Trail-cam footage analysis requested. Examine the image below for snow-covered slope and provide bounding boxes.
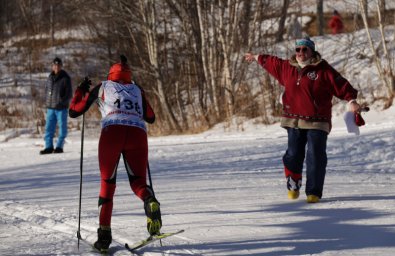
[1,105,394,255]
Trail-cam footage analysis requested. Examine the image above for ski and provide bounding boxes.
[91,244,109,255]
[78,234,129,255]
[125,229,185,252]
[76,237,109,255]
[78,237,113,255]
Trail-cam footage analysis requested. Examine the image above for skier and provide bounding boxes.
[245,36,361,203]
[69,55,161,252]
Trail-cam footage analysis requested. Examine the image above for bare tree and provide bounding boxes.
[1,0,296,133]
[358,0,394,106]
[49,3,54,46]
[195,0,217,121]
[138,0,182,132]
[362,0,368,21]
[316,0,324,35]
[276,0,290,42]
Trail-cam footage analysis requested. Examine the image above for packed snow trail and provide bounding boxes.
[0,119,394,255]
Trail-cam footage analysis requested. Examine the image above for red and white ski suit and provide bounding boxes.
[69,80,155,227]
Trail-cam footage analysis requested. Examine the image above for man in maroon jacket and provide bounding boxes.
[245,36,361,203]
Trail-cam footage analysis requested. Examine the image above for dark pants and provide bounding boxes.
[283,128,328,198]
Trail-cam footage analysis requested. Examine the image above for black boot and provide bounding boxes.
[39,147,53,155]
[144,197,162,235]
[53,147,63,153]
[93,228,112,253]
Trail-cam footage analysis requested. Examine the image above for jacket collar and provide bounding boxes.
[289,52,322,68]
[51,69,66,80]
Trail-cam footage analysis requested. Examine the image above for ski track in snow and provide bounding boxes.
[0,120,395,255]
[0,199,197,256]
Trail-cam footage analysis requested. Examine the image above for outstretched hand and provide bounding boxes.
[245,53,257,63]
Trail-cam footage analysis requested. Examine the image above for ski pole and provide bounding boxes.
[147,161,162,244]
[147,161,155,198]
[77,113,85,250]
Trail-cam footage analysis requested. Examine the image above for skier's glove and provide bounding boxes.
[78,77,92,93]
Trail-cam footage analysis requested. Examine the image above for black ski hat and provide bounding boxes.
[53,57,62,65]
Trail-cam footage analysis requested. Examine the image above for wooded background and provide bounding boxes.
[0,0,393,135]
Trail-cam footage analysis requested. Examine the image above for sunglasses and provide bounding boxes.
[295,47,309,53]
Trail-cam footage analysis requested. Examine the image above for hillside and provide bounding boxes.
[1,1,394,136]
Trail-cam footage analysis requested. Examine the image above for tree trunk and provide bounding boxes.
[50,3,54,47]
[218,0,239,117]
[362,0,368,22]
[140,0,181,132]
[196,0,217,120]
[175,81,188,130]
[165,0,212,125]
[376,0,394,102]
[358,0,393,104]
[276,0,290,42]
[316,0,324,36]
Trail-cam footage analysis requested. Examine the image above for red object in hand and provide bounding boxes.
[355,113,365,126]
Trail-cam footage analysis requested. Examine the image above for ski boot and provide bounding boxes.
[93,227,112,253]
[288,190,300,199]
[144,197,162,236]
[306,195,320,203]
[286,176,301,200]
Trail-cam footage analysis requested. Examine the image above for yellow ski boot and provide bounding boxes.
[306,195,320,203]
[144,197,162,235]
[288,190,300,200]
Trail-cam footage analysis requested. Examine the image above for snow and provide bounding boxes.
[290,0,395,13]
[1,26,94,49]
[1,104,395,255]
[1,2,395,254]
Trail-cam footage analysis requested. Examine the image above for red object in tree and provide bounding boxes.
[328,12,344,34]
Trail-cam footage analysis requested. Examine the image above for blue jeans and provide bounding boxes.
[283,128,328,198]
[44,108,68,149]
